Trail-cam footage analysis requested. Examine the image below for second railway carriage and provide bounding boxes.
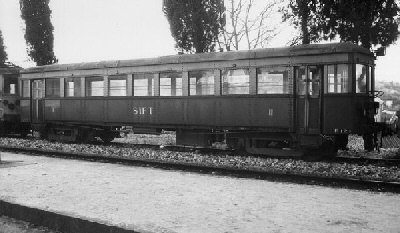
[0,63,30,136]
[19,43,378,155]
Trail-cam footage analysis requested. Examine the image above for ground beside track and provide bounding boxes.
[0,216,59,233]
[1,152,400,233]
[1,136,400,184]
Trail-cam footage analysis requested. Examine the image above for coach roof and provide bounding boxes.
[21,43,372,74]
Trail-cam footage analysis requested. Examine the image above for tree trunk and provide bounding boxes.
[299,0,310,44]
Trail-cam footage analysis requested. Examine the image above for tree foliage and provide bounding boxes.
[0,30,8,64]
[222,0,284,51]
[283,0,400,49]
[163,0,225,53]
[20,0,57,65]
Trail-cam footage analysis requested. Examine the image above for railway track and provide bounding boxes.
[107,136,400,165]
[324,155,400,167]
[1,141,399,193]
[114,140,400,168]
[3,135,400,164]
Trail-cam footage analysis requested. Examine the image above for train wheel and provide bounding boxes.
[39,127,49,140]
[304,139,338,159]
[76,129,93,143]
[335,135,349,151]
[0,121,5,137]
[100,131,115,143]
[321,140,338,156]
[363,133,374,151]
[19,124,30,138]
[100,135,114,143]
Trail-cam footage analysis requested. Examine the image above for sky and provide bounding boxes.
[0,0,399,82]
[0,0,176,65]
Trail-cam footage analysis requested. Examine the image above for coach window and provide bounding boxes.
[45,78,60,97]
[222,69,250,95]
[85,76,104,96]
[326,64,349,93]
[133,73,154,96]
[160,72,183,96]
[257,68,289,94]
[109,75,127,96]
[189,70,214,95]
[22,80,30,97]
[356,64,367,93]
[64,78,81,97]
[296,67,307,95]
[4,75,18,95]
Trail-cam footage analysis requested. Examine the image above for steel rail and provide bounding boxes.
[1,145,399,193]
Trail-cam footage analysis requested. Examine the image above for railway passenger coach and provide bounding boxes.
[0,63,30,136]
[19,43,379,156]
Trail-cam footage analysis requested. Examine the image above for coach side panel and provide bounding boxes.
[53,96,292,132]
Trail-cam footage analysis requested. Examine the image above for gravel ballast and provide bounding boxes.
[0,136,399,183]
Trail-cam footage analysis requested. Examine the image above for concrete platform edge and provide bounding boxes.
[0,199,139,233]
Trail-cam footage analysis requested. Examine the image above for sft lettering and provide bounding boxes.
[133,107,153,115]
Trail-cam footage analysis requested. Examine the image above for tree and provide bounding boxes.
[281,0,328,45]
[163,0,225,53]
[283,0,400,49]
[222,0,284,51]
[0,30,7,65]
[20,0,57,65]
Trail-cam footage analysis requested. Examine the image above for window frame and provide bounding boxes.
[133,73,155,97]
[108,75,127,97]
[189,69,215,96]
[3,75,19,95]
[325,63,351,94]
[45,78,60,97]
[22,80,30,97]
[221,68,250,95]
[159,72,183,97]
[85,76,104,97]
[64,77,82,97]
[355,64,368,94]
[256,66,291,95]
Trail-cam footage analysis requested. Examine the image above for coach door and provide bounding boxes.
[32,80,44,123]
[296,66,322,134]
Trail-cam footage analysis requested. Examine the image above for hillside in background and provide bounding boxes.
[375,81,400,110]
